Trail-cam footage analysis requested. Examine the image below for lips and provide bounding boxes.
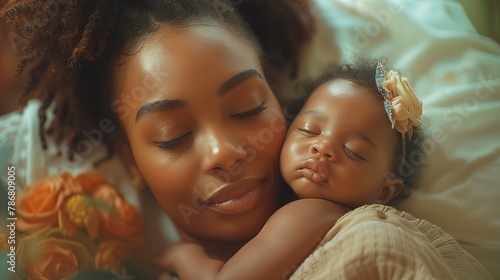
[202,177,266,215]
[299,159,329,184]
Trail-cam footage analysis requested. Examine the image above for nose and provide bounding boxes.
[309,139,335,160]
[202,128,247,176]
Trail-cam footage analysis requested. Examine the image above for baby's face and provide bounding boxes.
[280,79,400,207]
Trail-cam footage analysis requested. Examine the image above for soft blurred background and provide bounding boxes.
[460,0,500,43]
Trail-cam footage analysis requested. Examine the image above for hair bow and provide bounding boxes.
[375,62,423,158]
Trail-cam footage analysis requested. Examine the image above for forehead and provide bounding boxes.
[300,78,398,151]
[301,79,392,129]
[140,23,257,70]
[305,79,380,109]
[113,23,262,98]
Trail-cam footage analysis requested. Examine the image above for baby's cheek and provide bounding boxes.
[279,145,297,182]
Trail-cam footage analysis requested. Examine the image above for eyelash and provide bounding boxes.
[298,128,320,136]
[299,125,367,161]
[344,145,365,161]
[231,102,268,119]
[153,103,268,149]
[154,132,192,150]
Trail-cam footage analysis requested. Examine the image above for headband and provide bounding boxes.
[375,62,423,160]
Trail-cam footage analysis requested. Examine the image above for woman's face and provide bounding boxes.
[280,79,400,208]
[114,24,286,243]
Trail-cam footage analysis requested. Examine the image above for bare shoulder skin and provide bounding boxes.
[158,198,350,280]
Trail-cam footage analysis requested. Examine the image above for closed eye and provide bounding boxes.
[154,132,192,149]
[344,145,366,161]
[298,128,320,136]
[231,102,268,119]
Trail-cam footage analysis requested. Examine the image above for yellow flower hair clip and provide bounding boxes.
[376,62,423,159]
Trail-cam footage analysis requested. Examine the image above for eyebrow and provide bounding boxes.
[218,69,263,96]
[135,99,185,123]
[135,69,263,123]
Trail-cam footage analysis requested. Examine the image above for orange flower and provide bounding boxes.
[17,173,100,237]
[17,227,95,280]
[75,173,113,194]
[16,172,146,278]
[89,185,145,249]
[59,193,99,238]
[17,174,76,233]
[95,240,133,271]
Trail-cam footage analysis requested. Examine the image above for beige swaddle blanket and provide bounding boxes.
[290,204,492,280]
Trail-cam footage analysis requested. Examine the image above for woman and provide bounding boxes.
[0,0,312,277]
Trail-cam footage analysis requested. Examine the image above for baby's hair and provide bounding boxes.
[288,57,425,197]
[0,0,313,164]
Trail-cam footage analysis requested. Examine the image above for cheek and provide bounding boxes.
[348,166,386,198]
[372,146,397,181]
[280,136,307,175]
[285,136,309,157]
[279,140,294,183]
[129,136,198,212]
[263,128,286,163]
[142,157,201,220]
[254,109,287,163]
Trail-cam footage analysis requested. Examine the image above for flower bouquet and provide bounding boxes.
[1,172,145,280]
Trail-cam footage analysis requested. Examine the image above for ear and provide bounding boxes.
[376,177,404,204]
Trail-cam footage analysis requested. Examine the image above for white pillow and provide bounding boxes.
[296,0,500,277]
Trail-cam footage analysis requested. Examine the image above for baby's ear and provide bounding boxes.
[376,177,404,204]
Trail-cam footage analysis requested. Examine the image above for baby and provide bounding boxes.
[158,59,424,280]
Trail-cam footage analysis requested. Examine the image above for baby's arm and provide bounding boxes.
[157,242,225,279]
[159,198,350,280]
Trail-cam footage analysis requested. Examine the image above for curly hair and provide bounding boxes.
[287,57,426,197]
[238,0,314,75]
[0,0,314,164]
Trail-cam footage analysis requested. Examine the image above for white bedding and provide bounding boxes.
[1,0,499,278]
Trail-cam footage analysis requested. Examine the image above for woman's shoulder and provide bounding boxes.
[0,99,128,191]
[0,100,42,187]
[0,104,26,145]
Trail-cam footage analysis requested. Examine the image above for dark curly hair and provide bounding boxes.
[286,57,426,198]
[0,0,314,164]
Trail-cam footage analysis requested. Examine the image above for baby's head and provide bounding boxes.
[280,59,424,208]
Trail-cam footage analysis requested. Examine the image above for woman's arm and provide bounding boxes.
[158,198,350,280]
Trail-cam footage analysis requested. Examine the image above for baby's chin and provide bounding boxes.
[287,177,327,200]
